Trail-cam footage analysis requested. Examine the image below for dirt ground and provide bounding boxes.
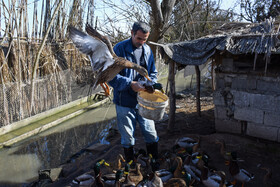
[49,89,280,187]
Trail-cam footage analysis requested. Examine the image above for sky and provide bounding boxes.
[220,0,240,14]
[93,0,241,34]
[220,0,237,9]
[0,0,241,37]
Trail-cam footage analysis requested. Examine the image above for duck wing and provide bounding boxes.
[184,165,201,182]
[85,23,115,56]
[175,137,197,148]
[69,26,114,73]
[240,169,254,180]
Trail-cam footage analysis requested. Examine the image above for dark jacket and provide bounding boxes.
[108,38,157,108]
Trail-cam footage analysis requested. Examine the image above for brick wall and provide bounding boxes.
[213,58,280,142]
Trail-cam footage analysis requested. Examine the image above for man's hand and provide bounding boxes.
[131,81,145,92]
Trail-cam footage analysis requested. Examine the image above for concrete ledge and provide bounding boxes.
[0,95,96,136]
[0,96,110,148]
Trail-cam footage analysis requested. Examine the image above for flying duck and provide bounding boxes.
[69,26,151,96]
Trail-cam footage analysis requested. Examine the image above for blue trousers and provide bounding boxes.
[115,104,159,148]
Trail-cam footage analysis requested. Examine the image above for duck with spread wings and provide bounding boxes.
[68,26,152,96]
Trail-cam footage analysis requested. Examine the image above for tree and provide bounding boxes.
[240,0,280,22]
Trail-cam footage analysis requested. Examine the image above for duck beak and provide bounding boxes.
[145,75,152,81]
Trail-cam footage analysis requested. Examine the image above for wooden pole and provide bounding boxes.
[32,0,38,39]
[167,59,176,132]
[15,3,23,120]
[195,65,201,116]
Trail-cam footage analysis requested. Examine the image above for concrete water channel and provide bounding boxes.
[0,67,209,186]
[0,100,117,185]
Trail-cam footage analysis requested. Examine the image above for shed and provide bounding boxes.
[149,19,280,142]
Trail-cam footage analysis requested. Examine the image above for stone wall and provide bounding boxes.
[213,58,280,142]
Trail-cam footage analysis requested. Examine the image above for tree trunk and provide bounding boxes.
[60,0,67,39]
[32,0,38,39]
[195,65,201,117]
[15,2,24,120]
[0,3,1,37]
[55,2,61,40]
[87,0,95,26]
[39,0,45,38]
[148,0,176,56]
[167,59,176,132]
[43,0,51,40]
[23,0,28,39]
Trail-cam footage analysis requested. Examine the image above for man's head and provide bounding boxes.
[131,22,150,48]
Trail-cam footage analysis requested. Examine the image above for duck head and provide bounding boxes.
[137,66,151,81]
[116,170,124,182]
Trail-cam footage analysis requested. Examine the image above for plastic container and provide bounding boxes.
[137,90,169,120]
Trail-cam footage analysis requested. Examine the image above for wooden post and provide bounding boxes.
[195,65,201,116]
[168,59,176,132]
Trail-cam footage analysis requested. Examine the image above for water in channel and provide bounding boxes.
[0,102,117,186]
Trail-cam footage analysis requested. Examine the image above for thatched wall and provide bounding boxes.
[0,41,92,127]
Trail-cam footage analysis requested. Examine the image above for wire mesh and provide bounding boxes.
[0,68,97,127]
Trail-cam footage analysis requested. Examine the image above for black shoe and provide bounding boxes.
[147,142,160,171]
[123,146,135,163]
[146,142,158,159]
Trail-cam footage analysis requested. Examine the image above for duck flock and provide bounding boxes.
[65,136,269,187]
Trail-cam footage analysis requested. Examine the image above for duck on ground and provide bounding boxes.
[127,163,143,184]
[107,154,126,173]
[103,170,124,187]
[215,139,232,165]
[183,154,201,183]
[155,169,173,183]
[159,149,179,172]
[226,152,254,187]
[147,172,164,187]
[197,154,232,187]
[214,171,233,187]
[137,154,163,187]
[122,163,136,186]
[261,167,274,187]
[163,177,188,187]
[71,173,95,186]
[173,156,185,179]
[135,150,148,168]
[175,137,199,150]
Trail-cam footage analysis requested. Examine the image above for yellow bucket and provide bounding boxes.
[137,90,169,120]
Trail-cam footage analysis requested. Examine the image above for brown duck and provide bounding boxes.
[173,156,185,179]
[106,154,126,173]
[215,139,232,165]
[261,167,273,187]
[69,26,151,96]
[163,178,188,187]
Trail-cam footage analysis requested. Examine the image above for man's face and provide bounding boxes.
[131,30,149,48]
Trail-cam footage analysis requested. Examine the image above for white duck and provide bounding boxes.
[227,152,254,187]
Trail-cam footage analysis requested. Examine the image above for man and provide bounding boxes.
[109,22,159,163]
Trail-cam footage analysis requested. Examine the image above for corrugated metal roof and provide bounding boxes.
[149,18,280,66]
